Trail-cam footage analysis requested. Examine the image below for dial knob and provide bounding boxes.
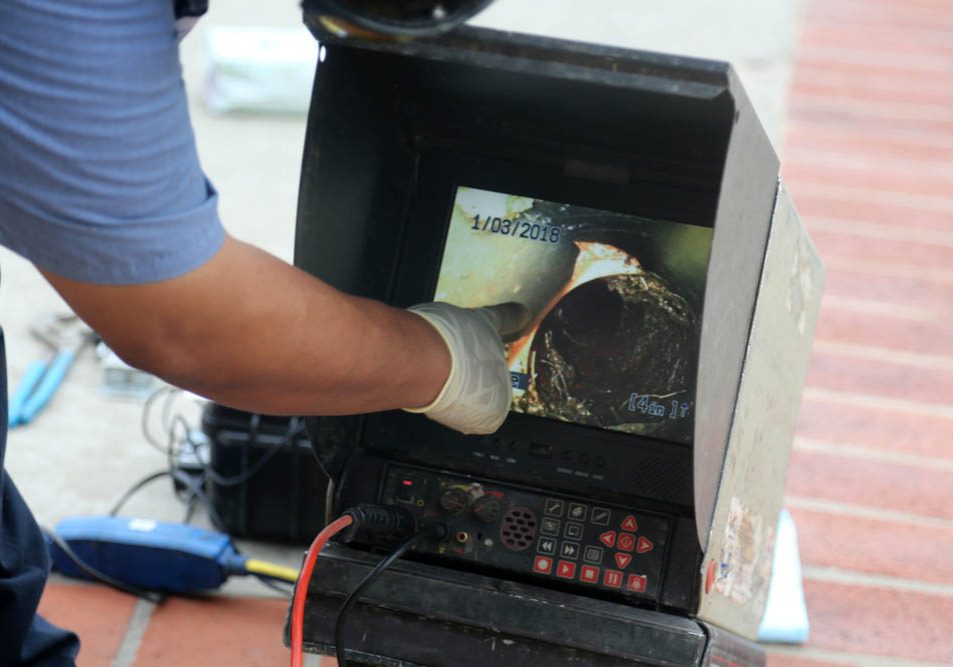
[439,488,469,516]
[472,495,502,523]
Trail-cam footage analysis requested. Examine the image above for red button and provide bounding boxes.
[626,574,648,593]
[614,553,632,569]
[603,569,623,588]
[556,561,577,579]
[533,556,553,575]
[621,515,638,532]
[598,531,617,548]
[618,533,635,552]
[580,565,600,584]
[637,536,654,554]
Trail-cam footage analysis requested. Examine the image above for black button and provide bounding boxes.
[578,453,590,465]
[565,522,584,540]
[560,542,580,560]
[567,503,588,522]
[540,518,561,536]
[591,507,611,526]
[537,538,557,556]
[583,546,603,564]
[544,499,565,517]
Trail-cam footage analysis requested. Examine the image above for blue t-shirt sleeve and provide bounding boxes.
[0,0,225,285]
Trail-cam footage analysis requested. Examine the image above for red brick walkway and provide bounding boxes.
[37,0,953,665]
[39,582,293,666]
[769,0,953,664]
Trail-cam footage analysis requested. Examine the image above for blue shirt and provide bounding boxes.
[0,0,224,285]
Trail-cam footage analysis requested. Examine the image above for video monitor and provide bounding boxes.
[433,186,713,445]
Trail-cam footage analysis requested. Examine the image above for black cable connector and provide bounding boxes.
[337,504,420,544]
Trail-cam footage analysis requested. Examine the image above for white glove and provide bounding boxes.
[405,302,530,435]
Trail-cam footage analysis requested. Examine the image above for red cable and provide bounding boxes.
[291,515,354,667]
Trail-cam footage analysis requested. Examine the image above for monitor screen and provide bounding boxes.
[433,186,712,445]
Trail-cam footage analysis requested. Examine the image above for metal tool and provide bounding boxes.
[7,314,92,428]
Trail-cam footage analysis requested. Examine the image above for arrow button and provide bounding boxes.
[556,561,577,579]
[537,538,556,555]
[598,530,617,549]
[560,542,580,560]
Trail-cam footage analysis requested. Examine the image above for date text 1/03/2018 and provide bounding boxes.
[471,214,561,244]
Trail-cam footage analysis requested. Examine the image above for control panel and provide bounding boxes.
[379,464,672,601]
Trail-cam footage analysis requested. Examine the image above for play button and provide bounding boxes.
[556,561,577,579]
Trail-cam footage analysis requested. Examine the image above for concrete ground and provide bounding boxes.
[7,0,952,665]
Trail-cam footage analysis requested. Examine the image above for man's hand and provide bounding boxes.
[406,302,530,434]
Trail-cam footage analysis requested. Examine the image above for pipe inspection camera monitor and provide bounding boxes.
[290,17,823,667]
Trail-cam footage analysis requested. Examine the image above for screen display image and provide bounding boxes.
[434,187,713,444]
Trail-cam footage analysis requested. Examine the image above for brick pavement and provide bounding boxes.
[36,0,953,665]
[768,0,953,664]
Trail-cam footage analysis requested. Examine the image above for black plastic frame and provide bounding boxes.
[294,33,734,510]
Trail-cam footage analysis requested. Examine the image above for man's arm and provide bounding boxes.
[42,235,451,416]
[2,2,517,434]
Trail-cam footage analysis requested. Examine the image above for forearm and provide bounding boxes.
[41,235,450,415]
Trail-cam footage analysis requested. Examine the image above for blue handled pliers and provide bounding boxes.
[7,315,89,428]
[8,350,78,428]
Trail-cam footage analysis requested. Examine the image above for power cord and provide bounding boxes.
[291,515,355,667]
[288,505,447,667]
[141,386,303,487]
[108,468,228,533]
[122,387,305,529]
[140,385,180,454]
[334,524,444,667]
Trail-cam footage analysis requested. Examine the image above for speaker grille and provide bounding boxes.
[500,506,538,551]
